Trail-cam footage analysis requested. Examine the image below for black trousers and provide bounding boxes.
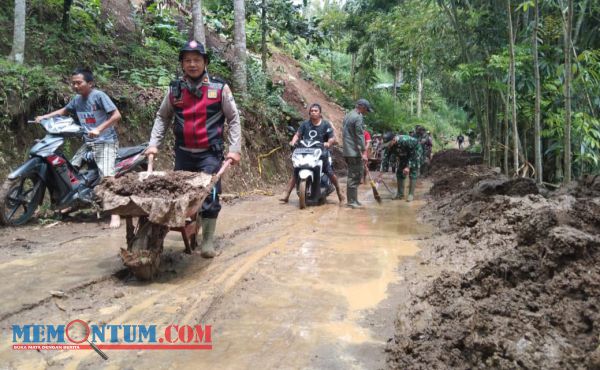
[174,147,223,219]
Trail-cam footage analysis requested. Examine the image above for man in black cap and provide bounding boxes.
[342,99,372,208]
[145,40,242,258]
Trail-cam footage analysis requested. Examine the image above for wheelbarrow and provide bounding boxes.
[95,160,231,280]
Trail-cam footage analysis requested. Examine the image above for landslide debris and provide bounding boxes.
[388,150,600,369]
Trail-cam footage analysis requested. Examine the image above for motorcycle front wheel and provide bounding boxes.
[0,174,45,226]
[298,179,307,209]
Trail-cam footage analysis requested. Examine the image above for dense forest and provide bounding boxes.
[2,0,599,185]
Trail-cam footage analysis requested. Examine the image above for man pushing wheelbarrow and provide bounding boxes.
[145,39,242,259]
[96,40,241,280]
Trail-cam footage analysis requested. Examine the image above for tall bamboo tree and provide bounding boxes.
[9,0,26,64]
[507,0,519,175]
[533,0,542,183]
[192,0,206,45]
[233,0,248,93]
[563,0,573,183]
[261,0,267,72]
[62,0,73,32]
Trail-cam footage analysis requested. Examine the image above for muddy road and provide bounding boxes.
[0,177,431,369]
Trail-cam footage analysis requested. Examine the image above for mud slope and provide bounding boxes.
[388,150,600,369]
[269,53,346,135]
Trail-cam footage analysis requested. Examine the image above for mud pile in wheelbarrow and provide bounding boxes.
[105,171,199,198]
[96,171,214,228]
[96,171,215,280]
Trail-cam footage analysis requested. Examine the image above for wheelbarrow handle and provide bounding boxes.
[147,153,155,173]
[216,158,233,178]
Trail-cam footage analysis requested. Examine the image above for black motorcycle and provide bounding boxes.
[0,116,148,225]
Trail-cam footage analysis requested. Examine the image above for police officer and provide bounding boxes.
[380,134,422,202]
[146,40,242,258]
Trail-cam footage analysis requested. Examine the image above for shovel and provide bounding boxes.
[378,177,395,196]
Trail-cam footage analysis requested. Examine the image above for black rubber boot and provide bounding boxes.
[393,178,405,200]
[407,179,417,202]
[346,188,362,209]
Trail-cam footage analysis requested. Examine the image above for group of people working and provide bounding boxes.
[280,98,433,208]
[34,38,434,261]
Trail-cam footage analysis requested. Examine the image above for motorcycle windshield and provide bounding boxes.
[41,116,82,135]
[293,147,320,155]
[298,139,323,149]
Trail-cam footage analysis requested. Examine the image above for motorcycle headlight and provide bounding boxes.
[293,154,318,167]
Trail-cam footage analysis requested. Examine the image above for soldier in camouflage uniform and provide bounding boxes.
[380,132,397,173]
[380,134,422,202]
[415,126,432,174]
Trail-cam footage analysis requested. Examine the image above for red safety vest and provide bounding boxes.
[169,76,226,150]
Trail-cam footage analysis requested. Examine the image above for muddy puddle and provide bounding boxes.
[0,178,431,369]
[101,184,428,369]
[0,233,124,317]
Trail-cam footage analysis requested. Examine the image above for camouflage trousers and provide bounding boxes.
[397,156,419,180]
[380,150,398,172]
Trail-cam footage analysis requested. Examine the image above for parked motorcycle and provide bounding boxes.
[292,139,335,209]
[0,116,148,226]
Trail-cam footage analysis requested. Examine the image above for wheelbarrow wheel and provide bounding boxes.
[121,218,169,280]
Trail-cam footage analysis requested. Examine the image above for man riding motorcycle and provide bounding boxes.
[280,103,344,204]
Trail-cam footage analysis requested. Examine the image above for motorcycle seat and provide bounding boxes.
[117,143,148,160]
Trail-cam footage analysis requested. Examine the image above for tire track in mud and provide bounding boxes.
[0,201,305,368]
[3,186,418,369]
[0,213,284,325]
[59,213,307,368]
[0,274,120,322]
[61,204,346,369]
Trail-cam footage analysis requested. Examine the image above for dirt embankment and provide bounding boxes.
[268,52,348,173]
[269,53,346,133]
[388,150,600,369]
